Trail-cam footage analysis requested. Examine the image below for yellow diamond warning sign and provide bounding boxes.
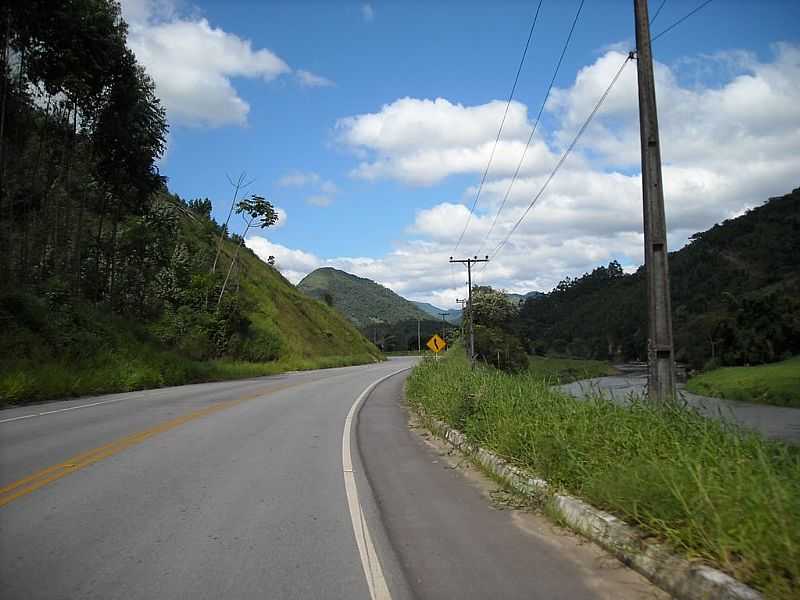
[426,334,447,353]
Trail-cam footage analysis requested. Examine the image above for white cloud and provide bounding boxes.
[121,0,332,127]
[273,207,287,229]
[296,69,334,88]
[306,195,333,208]
[336,97,534,185]
[294,43,800,305]
[361,3,375,22]
[278,170,320,187]
[320,180,338,194]
[278,170,339,207]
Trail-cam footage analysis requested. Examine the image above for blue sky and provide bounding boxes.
[123,0,800,307]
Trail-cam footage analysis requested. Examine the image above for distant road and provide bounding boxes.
[560,368,800,444]
[2,358,661,599]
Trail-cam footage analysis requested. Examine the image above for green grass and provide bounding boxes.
[686,357,800,408]
[527,355,616,383]
[406,350,800,599]
[0,348,377,406]
[0,233,384,406]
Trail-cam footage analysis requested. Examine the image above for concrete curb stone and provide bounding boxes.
[420,411,762,600]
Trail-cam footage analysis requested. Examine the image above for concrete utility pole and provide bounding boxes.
[417,318,421,354]
[450,256,489,366]
[634,0,676,402]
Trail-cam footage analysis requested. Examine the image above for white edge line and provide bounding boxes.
[0,396,132,424]
[342,367,410,600]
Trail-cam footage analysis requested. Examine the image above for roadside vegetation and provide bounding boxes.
[686,357,800,408]
[0,291,378,406]
[0,1,381,406]
[407,350,800,599]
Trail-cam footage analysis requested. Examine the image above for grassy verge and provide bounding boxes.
[406,350,799,599]
[686,357,800,408]
[528,355,616,383]
[0,350,378,406]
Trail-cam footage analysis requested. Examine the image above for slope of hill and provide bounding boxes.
[412,302,462,324]
[298,268,432,327]
[1,197,381,404]
[517,187,800,369]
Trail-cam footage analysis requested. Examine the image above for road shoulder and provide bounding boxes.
[358,372,667,600]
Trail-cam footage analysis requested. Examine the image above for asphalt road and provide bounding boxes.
[1,358,662,599]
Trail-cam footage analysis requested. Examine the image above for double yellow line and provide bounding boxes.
[0,383,296,508]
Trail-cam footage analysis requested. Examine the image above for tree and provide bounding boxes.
[216,194,277,307]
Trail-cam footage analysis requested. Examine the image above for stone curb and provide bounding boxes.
[419,412,762,600]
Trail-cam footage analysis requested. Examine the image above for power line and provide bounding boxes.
[482,0,714,269]
[651,0,713,43]
[649,0,667,25]
[451,1,544,254]
[477,0,586,257]
[487,56,632,263]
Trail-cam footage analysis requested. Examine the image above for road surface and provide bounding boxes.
[559,368,800,444]
[1,358,662,599]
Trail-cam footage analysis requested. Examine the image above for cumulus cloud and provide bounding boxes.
[121,0,331,127]
[303,43,800,306]
[336,97,535,185]
[273,207,287,229]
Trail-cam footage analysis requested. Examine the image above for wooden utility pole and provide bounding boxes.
[634,0,676,402]
[438,311,449,342]
[456,298,467,355]
[450,256,489,366]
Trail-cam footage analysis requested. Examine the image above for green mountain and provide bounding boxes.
[517,187,800,369]
[298,268,432,328]
[412,302,462,324]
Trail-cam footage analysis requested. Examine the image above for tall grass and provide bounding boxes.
[406,351,800,599]
[0,351,378,405]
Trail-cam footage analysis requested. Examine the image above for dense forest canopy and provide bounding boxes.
[516,188,800,369]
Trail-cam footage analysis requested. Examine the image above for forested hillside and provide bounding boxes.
[517,188,800,369]
[0,1,380,402]
[298,267,432,327]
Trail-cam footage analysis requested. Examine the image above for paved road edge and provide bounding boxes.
[343,367,413,600]
[411,407,763,600]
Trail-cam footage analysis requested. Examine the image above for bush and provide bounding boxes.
[474,325,528,372]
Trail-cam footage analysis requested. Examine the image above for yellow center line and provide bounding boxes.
[0,381,301,509]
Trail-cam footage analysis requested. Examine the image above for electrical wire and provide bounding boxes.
[651,0,713,43]
[487,56,631,264]
[451,1,544,255]
[481,0,715,272]
[477,0,585,257]
[649,0,667,26]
